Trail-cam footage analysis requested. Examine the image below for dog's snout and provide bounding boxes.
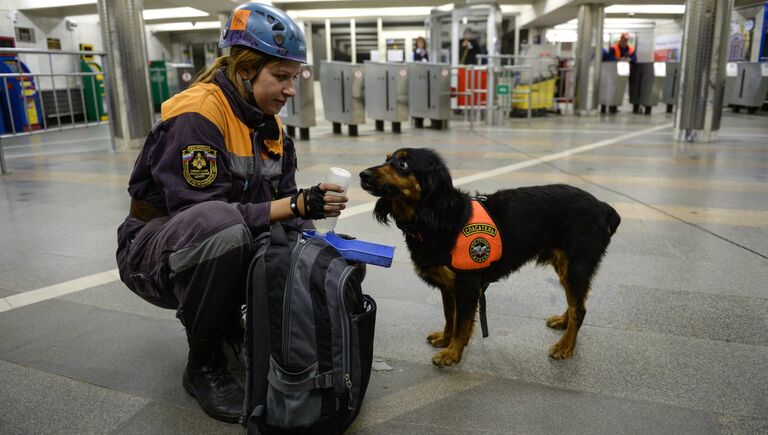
[359,169,373,181]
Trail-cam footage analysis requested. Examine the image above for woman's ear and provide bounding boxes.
[238,68,255,81]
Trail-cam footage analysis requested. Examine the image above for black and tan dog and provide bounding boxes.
[360,148,620,367]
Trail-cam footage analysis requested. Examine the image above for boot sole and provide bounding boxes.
[182,373,242,424]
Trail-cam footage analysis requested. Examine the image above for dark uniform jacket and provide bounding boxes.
[123,69,306,234]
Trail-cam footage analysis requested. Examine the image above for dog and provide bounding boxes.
[359,148,620,367]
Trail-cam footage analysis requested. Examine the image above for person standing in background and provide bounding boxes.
[459,28,485,65]
[413,36,429,62]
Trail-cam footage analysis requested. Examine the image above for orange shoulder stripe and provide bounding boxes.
[160,83,254,157]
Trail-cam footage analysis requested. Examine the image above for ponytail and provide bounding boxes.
[191,46,281,101]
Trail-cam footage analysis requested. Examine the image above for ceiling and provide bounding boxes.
[15,0,729,30]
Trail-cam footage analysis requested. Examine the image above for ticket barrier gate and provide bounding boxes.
[598,62,628,114]
[408,62,451,129]
[319,61,365,136]
[629,62,663,115]
[149,60,195,111]
[363,62,409,133]
[661,62,680,113]
[725,62,768,114]
[283,65,316,140]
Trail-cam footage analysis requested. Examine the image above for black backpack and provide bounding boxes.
[244,223,376,434]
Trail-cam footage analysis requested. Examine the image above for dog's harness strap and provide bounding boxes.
[479,284,489,338]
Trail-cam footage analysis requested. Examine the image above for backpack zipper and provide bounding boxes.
[337,265,356,409]
[282,234,310,362]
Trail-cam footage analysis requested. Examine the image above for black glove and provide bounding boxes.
[289,184,327,220]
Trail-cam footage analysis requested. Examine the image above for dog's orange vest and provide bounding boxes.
[450,200,502,270]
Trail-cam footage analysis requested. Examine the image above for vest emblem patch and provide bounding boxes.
[469,237,491,263]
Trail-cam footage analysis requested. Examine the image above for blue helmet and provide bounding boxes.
[219,3,307,63]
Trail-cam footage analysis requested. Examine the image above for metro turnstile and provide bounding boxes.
[661,62,680,113]
[284,64,316,140]
[598,61,629,114]
[629,62,663,115]
[364,62,409,133]
[408,62,451,129]
[725,62,768,114]
[319,61,365,136]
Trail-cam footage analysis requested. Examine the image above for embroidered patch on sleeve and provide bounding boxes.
[182,145,218,188]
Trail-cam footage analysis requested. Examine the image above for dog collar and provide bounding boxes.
[397,221,423,242]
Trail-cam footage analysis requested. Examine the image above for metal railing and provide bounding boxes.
[452,54,567,129]
[0,48,114,175]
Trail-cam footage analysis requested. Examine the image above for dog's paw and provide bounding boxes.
[546,313,568,330]
[548,341,575,359]
[427,331,451,348]
[432,349,461,367]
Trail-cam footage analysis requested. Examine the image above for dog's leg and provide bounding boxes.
[547,255,570,330]
[432,278,481,367]
[427,287,454,348]
[548,249,592,359]
[420,267,456,348]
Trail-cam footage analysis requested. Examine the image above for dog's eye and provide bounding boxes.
[398,160,409,170]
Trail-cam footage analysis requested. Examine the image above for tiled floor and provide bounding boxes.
[1,107,767,434]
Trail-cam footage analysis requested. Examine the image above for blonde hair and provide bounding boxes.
[193,46,280,100]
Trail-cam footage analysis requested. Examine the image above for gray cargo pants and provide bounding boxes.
[116,201,253,338]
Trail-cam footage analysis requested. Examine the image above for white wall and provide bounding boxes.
[0,9,104,91]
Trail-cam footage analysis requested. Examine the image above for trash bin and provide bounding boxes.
[283,64,316,140]
[364,61,409,133]
[408,62,451,129]
[598,61,629,114]
[319,61,365,136]
[661,62,680,113]
[725,62,768,114]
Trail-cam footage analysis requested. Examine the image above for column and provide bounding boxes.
[573,4,604,116]
[97,0,153,150]
[674,0,733,142]
[350,19,356,64]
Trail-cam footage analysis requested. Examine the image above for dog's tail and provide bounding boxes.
[604,202,621,236]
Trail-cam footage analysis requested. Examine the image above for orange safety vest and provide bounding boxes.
[450,200,503,270]
[611,43,634,59]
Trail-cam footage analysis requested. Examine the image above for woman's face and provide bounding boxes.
[248,60,301,115]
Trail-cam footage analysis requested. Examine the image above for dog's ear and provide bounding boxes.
[373,198,392,225]
[419,153,455,206]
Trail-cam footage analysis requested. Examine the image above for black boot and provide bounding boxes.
[182,334,244,423]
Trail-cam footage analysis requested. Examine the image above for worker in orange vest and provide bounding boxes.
[610,32,637,63]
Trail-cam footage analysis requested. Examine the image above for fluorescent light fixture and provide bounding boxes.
[16,0,95,9]
[500,5,527,14]
[147,21,221,32]
[143,8,209,21]
[605,5,685,14]
[287,7,434,19]
[554,18,657,30]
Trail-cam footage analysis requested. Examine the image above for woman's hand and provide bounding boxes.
[318,183,348,217]
[294,183,348,219]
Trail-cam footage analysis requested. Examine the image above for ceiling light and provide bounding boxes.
[143,7,209,20]
[287,7,434,19]
[604,5,685,14]
[147,21,221,32]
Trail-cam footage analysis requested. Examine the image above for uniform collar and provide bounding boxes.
[213,69,265,129]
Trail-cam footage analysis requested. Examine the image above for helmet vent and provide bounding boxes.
[267,15,275,23]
